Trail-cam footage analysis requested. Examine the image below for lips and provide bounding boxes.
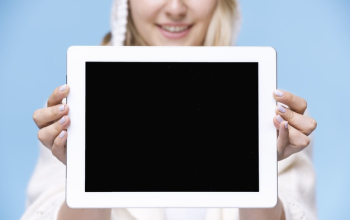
[157,24,193,39]
[159,25,191,33]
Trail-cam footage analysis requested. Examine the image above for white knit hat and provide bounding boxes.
[110,0,241,46]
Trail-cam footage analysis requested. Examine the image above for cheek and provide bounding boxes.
[129,0,165,45]
[189,0,217,22]
[187,0,217,45]
[129,0,163,24]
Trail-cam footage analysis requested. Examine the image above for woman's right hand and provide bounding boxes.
[33,85,111,220]
[33,84,70,165]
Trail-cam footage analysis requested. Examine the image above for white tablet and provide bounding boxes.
[66,46,277,208]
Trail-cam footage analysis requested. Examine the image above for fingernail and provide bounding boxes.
[285,122,289,129]
[59,130,66,138]
[59,105,65,111]
[60,116,66,124]
[60,84,66,91]
[277,115,284,123]
[274,90,284,97]
[277,105,286,113]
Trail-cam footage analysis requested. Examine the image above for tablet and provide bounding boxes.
[66,46,277,208]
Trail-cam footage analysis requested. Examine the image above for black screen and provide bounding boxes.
[85,62,259,192]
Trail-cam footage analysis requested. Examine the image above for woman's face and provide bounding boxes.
[129,0,218,46]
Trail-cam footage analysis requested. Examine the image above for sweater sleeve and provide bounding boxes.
[20,143,66,220]
[21,142,121,220]
[278,132,317,220]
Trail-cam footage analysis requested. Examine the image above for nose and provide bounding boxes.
[164,0,187,21]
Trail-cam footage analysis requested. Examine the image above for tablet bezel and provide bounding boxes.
[66,46,277,208]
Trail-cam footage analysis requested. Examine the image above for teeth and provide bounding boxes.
[161,25,189,33]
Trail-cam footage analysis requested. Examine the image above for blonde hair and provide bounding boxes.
[102,0,239,46]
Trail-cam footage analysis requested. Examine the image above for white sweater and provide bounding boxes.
[21,138,317,220]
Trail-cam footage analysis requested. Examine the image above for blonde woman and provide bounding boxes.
[22,0,317,220]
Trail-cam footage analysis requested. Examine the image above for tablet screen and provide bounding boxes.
[85,62,259,192]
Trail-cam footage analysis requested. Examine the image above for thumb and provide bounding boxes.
[277,121,289,161]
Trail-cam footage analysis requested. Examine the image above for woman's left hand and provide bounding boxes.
[273,90,317,161]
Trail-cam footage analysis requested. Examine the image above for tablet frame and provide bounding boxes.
[66,46,277,208]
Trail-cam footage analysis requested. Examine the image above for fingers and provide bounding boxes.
[273,90,315,160]
[52,130,67,165]
[274,115,310,147]
[275,104,317,135]
[37,115,71,149]
[277,121,289,161]
[273,115,310,159]
[33,104,70,128]
[273,90,307,114]
[47,84,70,107]
[34,84,70,165]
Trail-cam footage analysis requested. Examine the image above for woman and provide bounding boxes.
[21,0,317,219]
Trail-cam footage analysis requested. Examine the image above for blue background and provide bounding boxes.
[0,0,349,219]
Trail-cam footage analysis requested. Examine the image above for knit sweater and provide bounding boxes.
[20,134,317,220]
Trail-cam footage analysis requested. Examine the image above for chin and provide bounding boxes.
[162,42,190,46]
[156,39,198,46]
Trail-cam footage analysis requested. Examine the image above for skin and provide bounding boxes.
[129,0,217,46]
[32,0,317,220]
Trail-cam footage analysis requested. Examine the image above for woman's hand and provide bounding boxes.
[273,90,317,161]
[33,84,70,165]
[33,85,111,220]
[240,90,316,220]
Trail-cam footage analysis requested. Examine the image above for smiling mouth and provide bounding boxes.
[159,25,192,33]
[156,24,193,39]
